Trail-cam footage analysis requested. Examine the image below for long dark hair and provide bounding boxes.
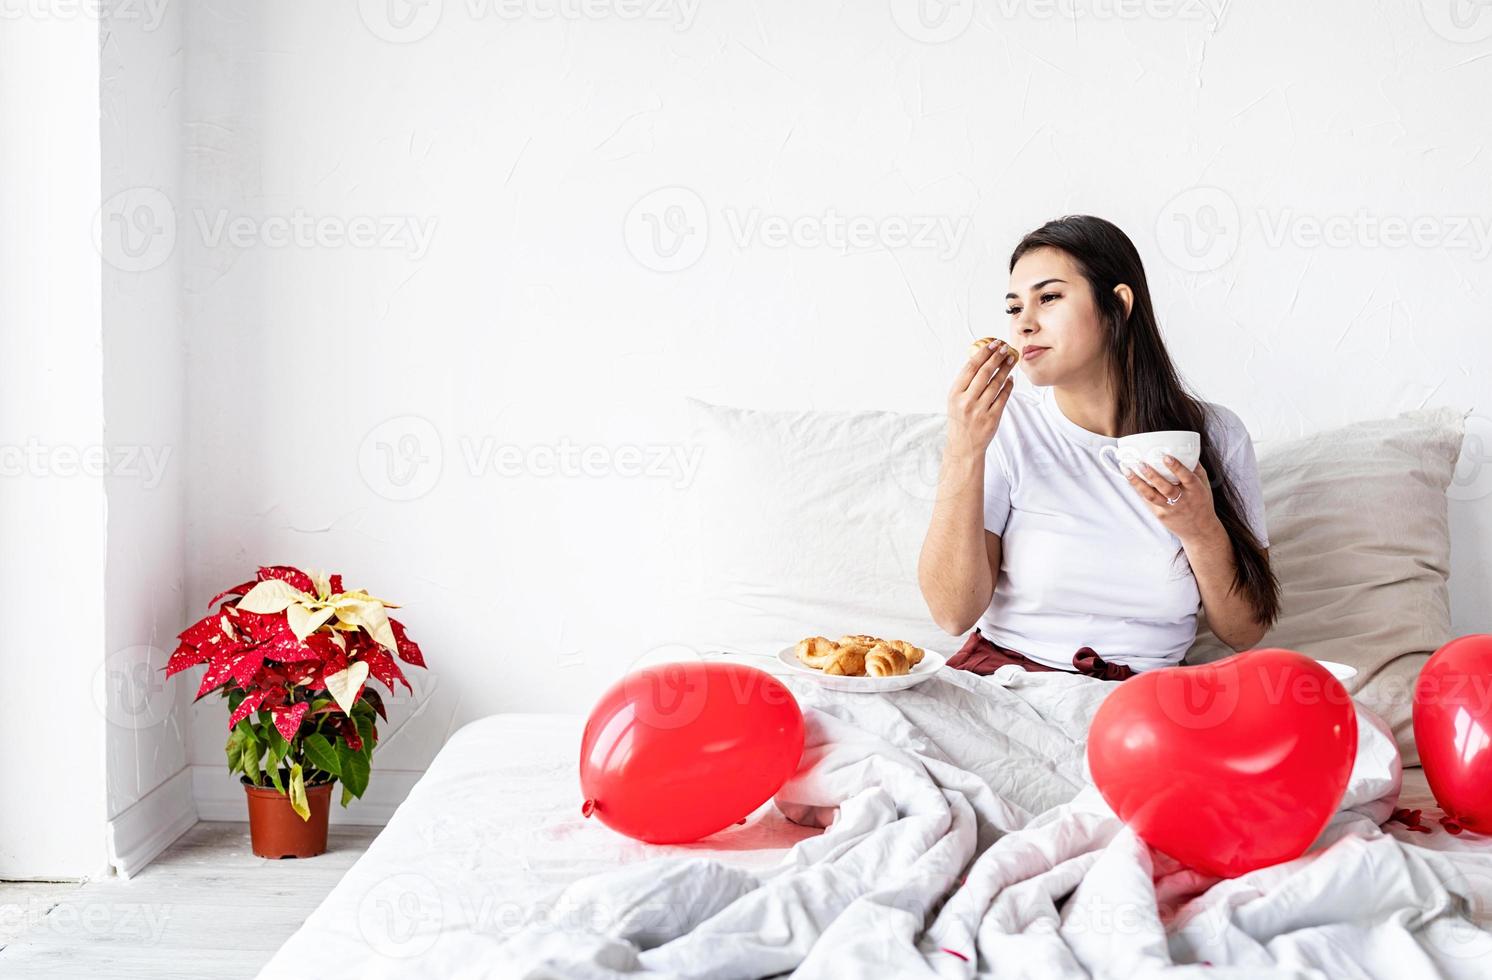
[1010,214,1280,634]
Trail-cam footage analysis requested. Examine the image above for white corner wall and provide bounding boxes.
[0,13,109,879]
[100,1,196,876]
[177,0,1492,804]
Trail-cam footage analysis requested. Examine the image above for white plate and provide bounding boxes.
[776,644,947,693]
[1318,660,1358,683]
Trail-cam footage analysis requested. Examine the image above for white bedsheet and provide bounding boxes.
[258,663,1492,979]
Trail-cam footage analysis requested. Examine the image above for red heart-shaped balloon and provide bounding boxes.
[1413,634,1492,833]
[579,660,805,844]
[1087,648,1358,878]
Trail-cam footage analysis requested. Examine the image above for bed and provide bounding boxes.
[257,659,1492,979]
[257,398,1488,977]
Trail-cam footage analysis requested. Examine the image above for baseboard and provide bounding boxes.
[107,766,198,879]
[190,765,424,826]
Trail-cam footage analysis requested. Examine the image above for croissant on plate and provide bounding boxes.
[866,643,910,677]
[794,634,926,677]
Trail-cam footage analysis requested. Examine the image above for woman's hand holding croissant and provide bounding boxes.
[947,338,1020,459]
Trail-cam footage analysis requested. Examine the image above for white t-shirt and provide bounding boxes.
[977,384,1269,673]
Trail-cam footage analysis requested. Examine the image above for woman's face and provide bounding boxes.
[1005,246,1109,388]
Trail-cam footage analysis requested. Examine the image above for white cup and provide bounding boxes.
[1099,430,1200,484]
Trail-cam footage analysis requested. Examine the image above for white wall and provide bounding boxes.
[0,12,109,878]
[99,1,196,875]
[178,1,1492,793]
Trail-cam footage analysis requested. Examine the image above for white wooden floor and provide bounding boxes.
[0,821,379,980]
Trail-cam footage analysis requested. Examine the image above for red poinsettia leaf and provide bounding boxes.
[179,610,232,647]
[304,632,341,660]
[363,645,413,696]
[389,618,425,668]
[311,644,350,689]
[362,687,388,721]
[257,565,316,595]
[258,631,320,664]
[341,717,363,752]
[227,607,293,644]
[227,689,271,729]
[329,573,343,594]
[207,579,257,610]
[164,642,209,678]
[230,648,265,688]
[272,701,310,741]
[195,655,237,699]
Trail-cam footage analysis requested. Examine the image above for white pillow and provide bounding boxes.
[680,397,953,659]
[1185,406,1469,768]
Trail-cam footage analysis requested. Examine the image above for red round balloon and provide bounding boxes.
[1087,648,1358,878]
[579,660,805,844]
[1413,634,1492,833]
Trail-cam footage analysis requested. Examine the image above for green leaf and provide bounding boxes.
[340,783,354,808]
[266,761,285,794]
[337,741,370,799]
[242,732,262,785]
[266,724,289,765]
[288,763,310,821]
[354,712,376,758]
[225,729,245,774]
[303,733,340,779]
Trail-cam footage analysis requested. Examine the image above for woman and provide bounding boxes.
[917,215,1280,681]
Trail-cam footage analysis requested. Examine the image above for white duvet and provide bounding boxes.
[260,664,1492,979]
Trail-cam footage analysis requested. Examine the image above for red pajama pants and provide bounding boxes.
[945,628,1136,682]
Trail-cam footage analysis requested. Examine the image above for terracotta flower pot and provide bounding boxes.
[243,777,334,858]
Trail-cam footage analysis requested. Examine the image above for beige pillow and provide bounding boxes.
[1185,406,1469,767]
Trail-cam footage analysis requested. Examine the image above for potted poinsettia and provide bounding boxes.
[165,565,427,858]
